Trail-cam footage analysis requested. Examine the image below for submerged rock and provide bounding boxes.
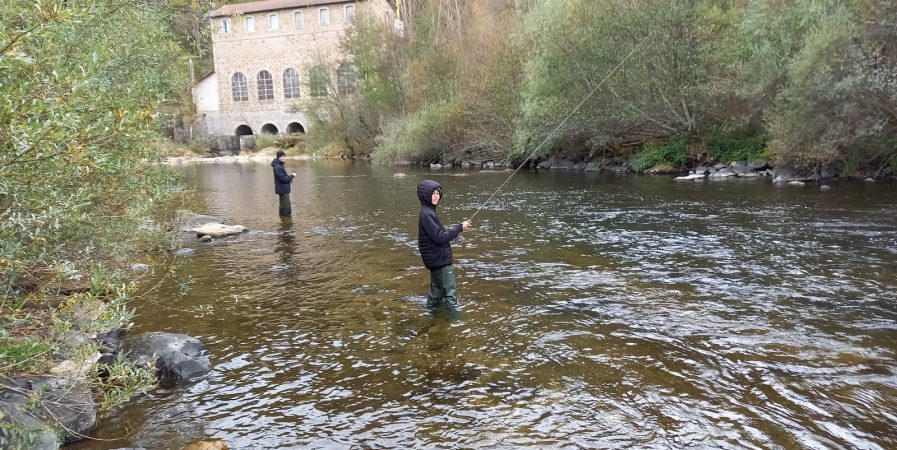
[192,223,247,238]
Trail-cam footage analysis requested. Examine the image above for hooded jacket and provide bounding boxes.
[417,180,462,270]
[271,158,294,194]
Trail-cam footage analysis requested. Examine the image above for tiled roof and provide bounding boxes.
[209,0,359,18]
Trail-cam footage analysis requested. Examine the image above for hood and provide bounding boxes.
[271,158,283,167]
[417,179,442,207]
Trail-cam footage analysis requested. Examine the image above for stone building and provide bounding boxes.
[190,0,395,149]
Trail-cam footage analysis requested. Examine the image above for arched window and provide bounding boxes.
[257,70,274,100]
[245,16,256,33]
[283,68,300,99]
[293,10,304,28]
[344,5,355,23]
[337,63,356,95]
[319,7,330,25]
[269,13,279,30]
[308,65,328,97]
[231,72,248,102]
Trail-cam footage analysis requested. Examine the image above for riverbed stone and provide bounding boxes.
[748,159,769,170]
[773,163,812,183]
[182,439,229,450]
[787,180,806,187]
[430,163,443,169]
[0,401,59,450]
[675,173,706,181]
[192,223,247,238]
[0,376,97,444]
[709,168,737,178]
[123,332,211,381]
[820,185,832,191]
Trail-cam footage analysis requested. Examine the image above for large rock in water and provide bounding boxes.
[124,332,211,381]
[192,223,248,238]
[0,376,97,445]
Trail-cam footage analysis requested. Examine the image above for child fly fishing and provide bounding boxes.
[417,180,471,309]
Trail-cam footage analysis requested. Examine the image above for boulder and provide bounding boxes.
[550,159,576,170]
[182,440,229,450]
[787,180,806,187]
[1,376,96,444]
[0,401,59,450]
[820,185,833,191]
[693,166,711,175]
[731,161,753,175]
[646,164,681,174]
[177,211,223,233]
[192,223,247,239]
[773,163,812,183]
[429,163,443,170]
[709,168,737,178]
[675,173,706,181]
[124,332,211,381]
[748,159,769,170]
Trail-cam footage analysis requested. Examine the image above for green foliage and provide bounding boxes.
[631,138,687,172]
[0,1,190,294]
[0,339,53,374]
[94,353,156,415]
[255,134,277,150]
[707,128,769,163]
[373,100,458,163]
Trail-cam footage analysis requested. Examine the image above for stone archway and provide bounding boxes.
[287,122,305,134]
[261,123,279,135]
[235,125,253,136]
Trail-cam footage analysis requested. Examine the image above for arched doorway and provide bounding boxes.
[235,125,253,135]
[261,123,279,134]
[287,122,305,134]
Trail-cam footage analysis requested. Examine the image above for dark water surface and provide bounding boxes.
[71,161,897,449]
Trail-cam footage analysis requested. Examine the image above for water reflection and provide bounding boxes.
[68,162,897,449]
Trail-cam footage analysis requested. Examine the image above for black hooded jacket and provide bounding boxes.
[271,158,294,194]
[417,180,462,270]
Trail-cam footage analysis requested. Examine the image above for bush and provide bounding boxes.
[255,134,278,150]
[630,138,687,172]
[706,128,768,163]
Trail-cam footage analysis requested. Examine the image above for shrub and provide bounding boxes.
[630,138,687,172]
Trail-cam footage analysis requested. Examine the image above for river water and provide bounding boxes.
[71,160,897,449]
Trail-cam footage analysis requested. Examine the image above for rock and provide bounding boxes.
[709,168,737,178]
[713,163,727,170]
[731,161,753,175]
[393,172,407,177]
[429,163,443,170]
[49,354,99,379]
[483,161,496,169]
[177,211,224,233]
[773,163,812,182]
[864,177,875,183]
[550,160,576,170]
[536,160,551,169]
[130,263,150,273]
[693,166,711,175]
[574,162,589,170]
[124,332,211,381]
[192,223,247,238]
[675,173,706,181]
[584,162,601,172]
[646,164,680,174]
[748,159,769,170]
[787,180,806,187]
[1,376,97,444]
[0,401,59,449]
[182,440,229,450]
[199,235,213,243]
[820,185,832,191]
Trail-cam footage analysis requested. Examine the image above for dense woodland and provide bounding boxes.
[299,0,897,177]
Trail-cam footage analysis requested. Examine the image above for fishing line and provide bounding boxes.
[468,32,653,222]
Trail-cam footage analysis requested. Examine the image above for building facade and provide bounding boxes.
[193,0,394,140]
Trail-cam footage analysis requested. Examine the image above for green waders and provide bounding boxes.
[278,193,292,216]
[426,265,457,308]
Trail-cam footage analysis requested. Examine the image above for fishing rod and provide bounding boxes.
[467,32,653,222]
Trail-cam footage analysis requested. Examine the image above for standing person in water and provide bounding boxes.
[271,150,296,216]
[417,180,471,309]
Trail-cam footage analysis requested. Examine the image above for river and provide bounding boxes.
[70,160,897,449]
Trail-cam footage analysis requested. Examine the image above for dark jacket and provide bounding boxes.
[272,158,294,194]
[417,180,462,270]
